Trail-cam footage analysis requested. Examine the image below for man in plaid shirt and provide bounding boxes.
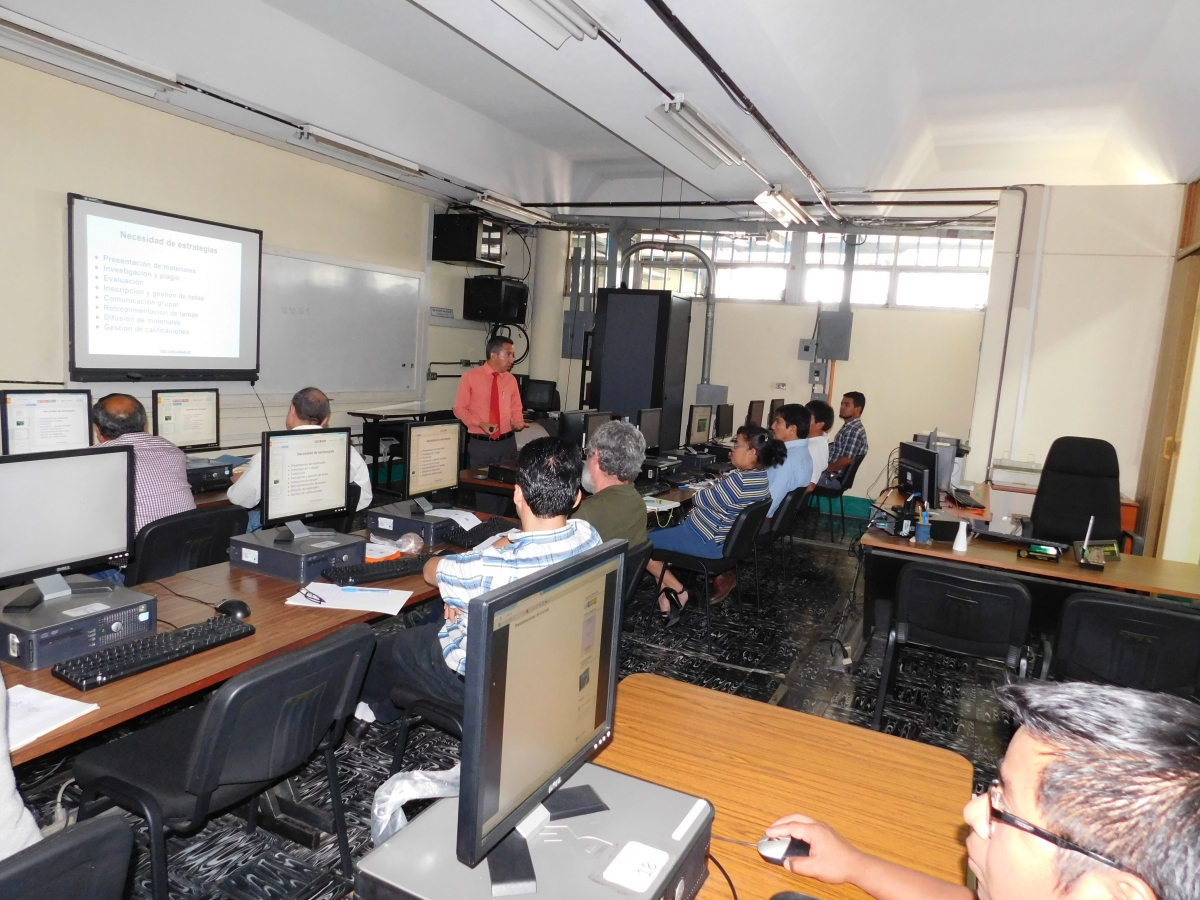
[354,436,600,724]
[817,392,868,488]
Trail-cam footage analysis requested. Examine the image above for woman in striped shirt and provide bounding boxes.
[647,426,786,623]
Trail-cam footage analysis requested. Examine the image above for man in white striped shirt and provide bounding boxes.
[354,437,600,724]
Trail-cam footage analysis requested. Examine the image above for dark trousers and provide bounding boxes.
[359,621,465,722]
[468,434,517,514]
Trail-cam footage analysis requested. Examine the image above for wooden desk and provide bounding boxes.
[598,675,972,900]
[460,467,695,506]
[194,489,230,508]
[6,561,439,766]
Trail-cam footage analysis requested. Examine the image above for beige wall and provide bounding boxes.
[965,184,1183,498]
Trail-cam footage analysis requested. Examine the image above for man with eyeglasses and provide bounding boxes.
[766,681,1198,900]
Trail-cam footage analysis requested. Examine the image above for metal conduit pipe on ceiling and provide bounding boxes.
[617,240,718,384]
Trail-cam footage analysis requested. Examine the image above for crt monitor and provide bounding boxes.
[584,411,612,447]
[0,446,134,590]
[768,398,785,422]
[457,540,625,868]
[636,408,661,451]
[260,428,351,529]
[523,379,558,413]
[714,403,735,439]
[1,390,92,455]
[686,405,712,446]
[898,441,940,509]
[406,420,461,499]
[746,400,764,428]
[152,389,220,451]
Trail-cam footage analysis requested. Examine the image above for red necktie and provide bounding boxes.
[489,371,502,440]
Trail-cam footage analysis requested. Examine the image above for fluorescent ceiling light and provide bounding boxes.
[649,97,744,170]
[289,126,421,180]
[470,193,554,226]
[491,0,614,50]
[755,185,815,227]
[0,6,179,97]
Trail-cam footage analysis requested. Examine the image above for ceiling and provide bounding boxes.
[5,0,1200,223]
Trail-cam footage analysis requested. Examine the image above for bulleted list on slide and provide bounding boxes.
[86,215,243,358]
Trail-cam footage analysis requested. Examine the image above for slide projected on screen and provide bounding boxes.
[69,194,262,381]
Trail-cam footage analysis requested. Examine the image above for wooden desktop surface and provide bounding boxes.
[862,530,1200,601]
[598,675,972,900]
[878,482,992,522]
[6,560,440,766]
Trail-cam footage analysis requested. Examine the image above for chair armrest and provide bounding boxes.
[1014,515,1032,538]
[1122,530,1145,556]
[1038,638,1053,681]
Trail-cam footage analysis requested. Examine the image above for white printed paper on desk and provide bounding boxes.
[645,497,680,511]
[7,685,98,751]
[286,583,412,615]
[424,509,483,530]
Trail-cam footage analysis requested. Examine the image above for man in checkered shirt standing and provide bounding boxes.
[817,391,868,489]
[93,393,195,535]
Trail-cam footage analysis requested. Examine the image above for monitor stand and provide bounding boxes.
[5,573,114,614]
[487,786,609,896]
[273,520,337,543]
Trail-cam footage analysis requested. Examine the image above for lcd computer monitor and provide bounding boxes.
[260,428,351,529]
[914,432,959,493]
[714,403,735,439]
[769,398,785,422]
[746,400,764,428]
[457,540,625,868]
[406,420,461,499]
[0,446,134,589]
[898,441,940,508]
[637,407,661,451]
[1,390,93,455]
[584,411,612,447]
[686,405,712,447]
[152,389,220,451]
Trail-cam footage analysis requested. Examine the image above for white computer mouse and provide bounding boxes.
[757,835,810,865]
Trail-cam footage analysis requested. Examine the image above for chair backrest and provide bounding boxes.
[1030,437,1122,545]
[896,562,1032,668]
[125,505,249,585]
[1054,591,1200,699]
[423,409,458,422]
[183,623,374,816]
[621,540,655,612]
[770,488,807,537]
[839,453,867,492]
[722,499,772,561]
[0,816,132,900]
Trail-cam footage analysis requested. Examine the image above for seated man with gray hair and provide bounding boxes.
[571,420,648,547]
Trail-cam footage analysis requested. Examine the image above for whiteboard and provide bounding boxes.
[257,252,421,393]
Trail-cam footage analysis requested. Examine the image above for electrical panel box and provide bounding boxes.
[798,338,818,361]
[815,310,853,360]
[808,361,829,384]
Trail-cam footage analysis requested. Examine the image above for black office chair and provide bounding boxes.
[651,499,771,645]
[388,540,650,774]
[808,453,866,542]
[422,409,458,422]
[72,624,375,900]
[1049,591,1200,698]
[307,482,362,533]
[757,487,807,586]
[1027,436,1143,554]
[0,817,133,900]
[124,505,249,586]
[873,562,1032,731]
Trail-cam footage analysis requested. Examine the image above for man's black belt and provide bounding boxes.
[468,431,514,442]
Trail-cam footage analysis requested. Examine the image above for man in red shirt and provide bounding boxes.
[454,336,527,513]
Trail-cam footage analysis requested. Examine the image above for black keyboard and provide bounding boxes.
[322,554,434,586]
[951,488,985,510]
[635,481,671,496]
[439,517,517,550]
[52,616,255,692]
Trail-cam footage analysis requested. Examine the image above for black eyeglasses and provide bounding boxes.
[985,781,1132,874]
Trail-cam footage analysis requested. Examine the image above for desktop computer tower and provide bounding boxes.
[591,289,691,452]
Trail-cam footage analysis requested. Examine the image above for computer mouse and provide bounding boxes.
[216,599,251,620]
[769,894,820,900]
[757,835,810,865]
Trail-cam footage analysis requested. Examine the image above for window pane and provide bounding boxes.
[896,271,989,309]
[917,236,939,266]
[897,235,919,266]
[937,239,960,267]
[876,234,896,267]
[718,266,787,300]
[823,236,843,266]
[805,267,843,304]
[958,239,981,267]
[981,241,994,268]
[850,270,889,305]
[856,236,877,267]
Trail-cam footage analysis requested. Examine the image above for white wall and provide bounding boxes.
[965,185,1183,497]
